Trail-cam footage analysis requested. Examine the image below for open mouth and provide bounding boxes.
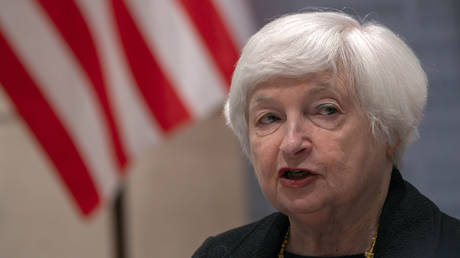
[279,168,317,187]
[281,169,311,180]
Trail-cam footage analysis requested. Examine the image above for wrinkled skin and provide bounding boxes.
[247,75,393,255]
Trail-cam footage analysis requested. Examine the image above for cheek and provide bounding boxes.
[249,134,280,181]
[314,133,347,162]
[249,135,282,208]
[316,124,380,188]
[321,115,372,159]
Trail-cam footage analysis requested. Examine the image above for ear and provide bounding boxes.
[386,140,401,158]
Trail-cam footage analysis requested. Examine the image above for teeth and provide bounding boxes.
[284,170,309,179]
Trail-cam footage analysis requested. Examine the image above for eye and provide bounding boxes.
[258,113,281,125]
[316,103,340,116]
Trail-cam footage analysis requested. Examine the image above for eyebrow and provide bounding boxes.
[253,95,276,104]
[252,83,339,105]
[307,83,338,97]
[248,96,281,115]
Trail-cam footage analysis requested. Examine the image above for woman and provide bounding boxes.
[194,11,460,258]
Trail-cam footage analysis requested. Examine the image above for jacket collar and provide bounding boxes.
[374,167,441,257]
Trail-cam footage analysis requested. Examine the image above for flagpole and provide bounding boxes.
[114,188,127,258]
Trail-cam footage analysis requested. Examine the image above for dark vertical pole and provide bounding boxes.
[114,188,127,258]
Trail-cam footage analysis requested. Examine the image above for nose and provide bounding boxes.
[279,118,311,158]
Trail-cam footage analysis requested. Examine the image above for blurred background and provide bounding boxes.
[0,0,459,258]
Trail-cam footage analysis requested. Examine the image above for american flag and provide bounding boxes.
[0,0,253,216]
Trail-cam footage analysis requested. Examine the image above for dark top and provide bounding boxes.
[193,168,460,258]
[285,252,364,258]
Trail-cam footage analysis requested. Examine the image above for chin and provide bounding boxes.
[276,194,326,216]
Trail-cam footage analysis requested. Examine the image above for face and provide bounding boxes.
[247,75,391,217]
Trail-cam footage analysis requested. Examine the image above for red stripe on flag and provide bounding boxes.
[110,0,191,133]
[0,30,100,216]
[36,0,127,169]
[177,0,239,90]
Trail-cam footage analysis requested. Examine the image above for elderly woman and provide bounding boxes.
[194,11,460,258]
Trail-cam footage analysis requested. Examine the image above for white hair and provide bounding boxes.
[224,11,427,168]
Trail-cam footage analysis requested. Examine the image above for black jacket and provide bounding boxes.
[193,169,460,257]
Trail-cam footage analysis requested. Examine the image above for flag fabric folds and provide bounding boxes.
[0,0,254,216]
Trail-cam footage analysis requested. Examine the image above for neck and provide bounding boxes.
[288,213,379,256]
[286,168,391,256]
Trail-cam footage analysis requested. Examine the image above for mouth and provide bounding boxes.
[278,168,317,188]
[279,168,313,180]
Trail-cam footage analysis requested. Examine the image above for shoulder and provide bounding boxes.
[437,213,460,257]
[440,212,460,236]
[377,169,460,257]
[192,212,287,258]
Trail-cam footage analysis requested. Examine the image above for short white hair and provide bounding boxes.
[224,11,427,167]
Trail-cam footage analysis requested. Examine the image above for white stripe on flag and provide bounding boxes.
[123,0,227,118]
[74,0,162,159]
[213,0,257,48]
[0,0,119,199]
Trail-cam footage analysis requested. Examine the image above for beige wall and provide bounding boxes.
[127,112,247,257]
[0,88,248,258]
